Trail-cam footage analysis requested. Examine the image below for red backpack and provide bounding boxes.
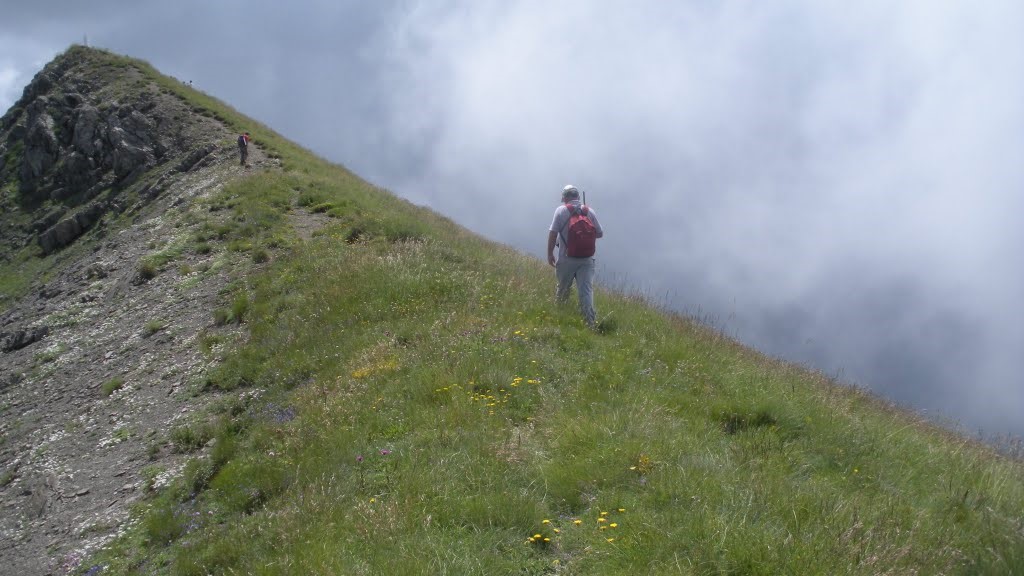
[564,203,597,258]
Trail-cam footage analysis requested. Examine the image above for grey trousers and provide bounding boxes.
[555,256,596,326]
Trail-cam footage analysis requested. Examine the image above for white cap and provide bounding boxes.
[562,185,580,200]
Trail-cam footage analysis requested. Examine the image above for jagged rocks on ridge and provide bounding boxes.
[0,325,49,352]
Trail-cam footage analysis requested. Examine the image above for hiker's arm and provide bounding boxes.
[547,231,558,267]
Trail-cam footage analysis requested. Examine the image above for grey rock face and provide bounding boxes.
[21,112,58,184]
[109,126,152,180]
[59,151,96,193]
[38,201,109,254]
[2,63,183,253]
[176,143,217,173]
[72,105,101,157]
[38,216,84,254]
[31,208,67,233]
[0,325,50,353]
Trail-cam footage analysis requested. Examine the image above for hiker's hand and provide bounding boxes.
[548,253,556,267]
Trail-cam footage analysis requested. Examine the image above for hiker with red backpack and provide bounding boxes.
[547,185,604,327]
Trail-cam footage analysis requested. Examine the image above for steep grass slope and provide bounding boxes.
[10,48,1024,575]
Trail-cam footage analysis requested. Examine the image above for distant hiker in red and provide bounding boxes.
[238,132,250,166]
[547,185,604,327]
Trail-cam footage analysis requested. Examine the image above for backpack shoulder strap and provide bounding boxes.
[559,203,575,237]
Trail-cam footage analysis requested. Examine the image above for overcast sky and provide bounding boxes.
[2,1,1022,439]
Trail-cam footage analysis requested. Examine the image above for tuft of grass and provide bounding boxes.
[33,345,65,365]
[143,319,166,337]
[251,247,269,264]
[230,293,249,323]
[197,332,225,356]
[101,376,125,397]
[138,259,158,281]
[212,293,249,327]
[143,500,187,545]
[179,458,216,499]
[209,455,289,515]
[212,308,230,326]
[717,407,779,434]
[141,465,163,493]
[170,422,213,453]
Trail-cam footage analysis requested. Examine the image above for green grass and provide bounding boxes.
[0,245,49,313]
[33,344,65,365]
[143,319,166,337]
[170,421,214,454]
[25,46,1024,575]
[101,376,125,397]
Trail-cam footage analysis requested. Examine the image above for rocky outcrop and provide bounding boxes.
[0,46,235,257]
[37,200,110,254]
[59,151,97,191]
[176,143,217,173]
[0,325,49,353]
[72,104,101,157]
[20,102,59,187]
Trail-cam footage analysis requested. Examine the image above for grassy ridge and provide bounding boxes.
[65,46,1024,574]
